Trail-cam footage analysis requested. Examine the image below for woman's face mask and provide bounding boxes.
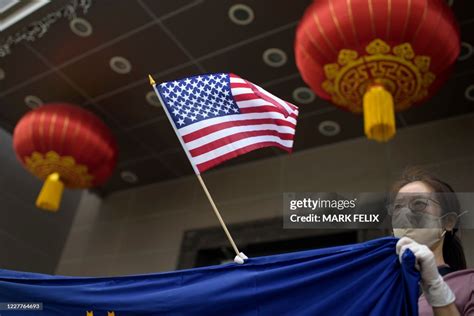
[391,209,463,249]
[392,207,445,247]
[393,227,445,248]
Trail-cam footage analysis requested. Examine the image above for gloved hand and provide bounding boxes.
[396,237,455,307]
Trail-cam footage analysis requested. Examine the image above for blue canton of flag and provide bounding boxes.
[157,73,239,128]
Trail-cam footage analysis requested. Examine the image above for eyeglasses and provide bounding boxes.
[387,197,441,216]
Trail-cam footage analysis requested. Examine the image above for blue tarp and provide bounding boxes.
[0,237,419,315]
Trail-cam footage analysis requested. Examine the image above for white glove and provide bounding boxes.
[396,237,455,307]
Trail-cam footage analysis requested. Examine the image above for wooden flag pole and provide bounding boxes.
[195,174,240,257]
[148,75,247,264]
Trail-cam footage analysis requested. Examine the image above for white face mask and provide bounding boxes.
[391,207,450,248]
[393,228,446,248]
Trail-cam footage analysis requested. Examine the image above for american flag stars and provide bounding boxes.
[159,73,239,128]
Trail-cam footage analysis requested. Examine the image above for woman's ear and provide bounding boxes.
[441,212,458,231]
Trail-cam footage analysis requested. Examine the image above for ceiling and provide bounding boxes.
[0,0,473,196]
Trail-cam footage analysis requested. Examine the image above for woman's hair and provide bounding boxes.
[390,167,467,271]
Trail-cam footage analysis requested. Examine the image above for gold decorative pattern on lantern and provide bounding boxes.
[322,39,435,113]
[25,151,93,188]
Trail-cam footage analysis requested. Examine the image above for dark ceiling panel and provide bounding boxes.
[294,109,365,151]
[454,21,474,75]
[126,118,182,155]
[0,44,50,95]
[114,133,154,165]
[95,80,167,130]
[162,0,312,57]
[27,0,154,66]
[262,76,335,114]
[128,156,179,184]
[157,149,194,177]
[140,0,204,19]
[82,104,124,132]
[60,24,192,98]
[95,155,178,194]
[0,94,30,129]
[451,1,474,24]
[201,25,298,84]
[401,72,474,125]
[95,65,201,129]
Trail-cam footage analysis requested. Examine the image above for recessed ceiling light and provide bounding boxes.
[120,170,138,184]
[146,91,161,107]
[70,17,93,37]
[263,48,288,67]
[465,84,474,102]
[228,4,254,25]
[458,42,473,61]
[24,95,43,109]
[318,120,340,136]
[293,87,315,104]
[0,67,5,80]
[109,56,132,74]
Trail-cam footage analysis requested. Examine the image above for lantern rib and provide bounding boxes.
[401,0,413,40]
[59,116,70,154]
[39,111,46,152]
[49,113,57,150]
[386,0,392,39]
[411,0,429,43]
[346,0,360,47]
[312,11,338,55]
[329,0,349,47]
[368,0,377,38]
[304,28,332,61]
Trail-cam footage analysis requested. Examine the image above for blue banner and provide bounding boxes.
[0,237,419,315]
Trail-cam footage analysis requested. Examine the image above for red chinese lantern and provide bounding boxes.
[13,103,118,211]
[295,0,460,142]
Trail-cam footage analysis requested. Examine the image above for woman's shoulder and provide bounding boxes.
[419,269,474,315]
[443,268,474,280]
[441,269,474,315]
[446,268,474,277]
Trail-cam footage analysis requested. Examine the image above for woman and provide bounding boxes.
[390,168,473,315]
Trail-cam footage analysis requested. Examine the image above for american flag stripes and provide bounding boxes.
[153,73,299,174]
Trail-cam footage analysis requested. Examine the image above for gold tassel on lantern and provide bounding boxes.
[36,172,64,212]
[363,85,396,142]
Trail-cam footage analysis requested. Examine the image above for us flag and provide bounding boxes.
[153,73,299,174]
